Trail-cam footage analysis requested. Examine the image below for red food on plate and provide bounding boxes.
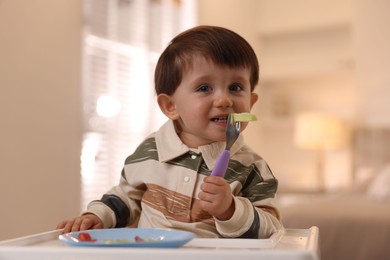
[134,235,144,242]
[77,232,96,242]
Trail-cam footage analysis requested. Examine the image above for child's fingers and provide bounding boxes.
[80,216,101,230]
[198,190,213,202]
[70,218,83,232]
[56,220,67,230]
[201,180,228,195]
[60,219,76,234]
[203,176,225,185]
[92,222,103,229]
[200,182,216,194]
[79,219,93,231]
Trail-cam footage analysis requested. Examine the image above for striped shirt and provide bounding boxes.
[86,120,282,238]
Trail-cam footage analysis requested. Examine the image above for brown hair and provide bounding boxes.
[154,25,259,95]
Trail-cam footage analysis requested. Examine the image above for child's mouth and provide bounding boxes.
[211,116,228,123]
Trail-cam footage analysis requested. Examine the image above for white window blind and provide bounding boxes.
[81,0,197,210]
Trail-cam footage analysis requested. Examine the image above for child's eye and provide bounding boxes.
[229,83,242,92]
[197,84,211,92]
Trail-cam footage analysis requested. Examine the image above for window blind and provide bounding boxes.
[81,0,197,210]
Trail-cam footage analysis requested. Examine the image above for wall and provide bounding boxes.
[198,0,260,52]
[355,0,390,126]
[0,0,82,240]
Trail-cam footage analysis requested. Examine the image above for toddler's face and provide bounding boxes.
[168,56,258,148]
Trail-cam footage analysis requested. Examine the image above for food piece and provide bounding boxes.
[232,112,257,122]
[134,235,144,242]
[134,235,162,242]
[144,237,157,242]
[77,232,96,242]
[103,238,130,243]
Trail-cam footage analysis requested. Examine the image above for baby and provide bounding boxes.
[57,25,282,238]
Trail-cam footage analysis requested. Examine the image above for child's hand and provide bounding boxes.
[198,176,235,221]
[56,213,103,234]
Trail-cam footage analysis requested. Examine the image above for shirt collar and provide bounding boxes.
[155,120,245,170]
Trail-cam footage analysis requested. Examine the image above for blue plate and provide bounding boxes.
[59,228,196,248]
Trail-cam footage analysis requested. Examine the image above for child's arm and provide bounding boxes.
[200,160,282,238]
[56,213,103,234]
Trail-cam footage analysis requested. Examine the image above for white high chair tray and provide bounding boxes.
[0,227,319,260]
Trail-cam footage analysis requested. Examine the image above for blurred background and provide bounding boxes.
[1,0,389,245]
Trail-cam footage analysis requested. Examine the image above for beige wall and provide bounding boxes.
[0,0,82,240]
[355,0,390,126]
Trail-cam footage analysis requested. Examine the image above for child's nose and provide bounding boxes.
[214,94,233,108]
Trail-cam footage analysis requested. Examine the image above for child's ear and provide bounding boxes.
[157,94,179,120]
[250,92,259,108]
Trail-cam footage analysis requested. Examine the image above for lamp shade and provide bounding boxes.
[294,112,350,150]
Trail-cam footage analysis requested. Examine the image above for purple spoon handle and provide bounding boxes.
[210,150,230,177]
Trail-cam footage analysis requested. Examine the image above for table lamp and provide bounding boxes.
[294,112,350,191]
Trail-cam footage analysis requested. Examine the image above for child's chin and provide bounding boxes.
[214,136,226,143]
